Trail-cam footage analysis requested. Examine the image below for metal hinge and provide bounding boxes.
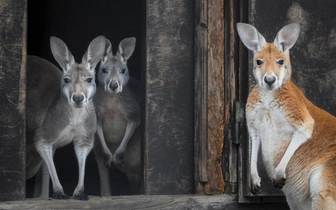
[234,101,245,145]
[235,101,245,123]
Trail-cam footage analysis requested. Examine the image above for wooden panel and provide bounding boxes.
[0,195,290,209]
[0,0,26,201]
[144,0,195,194]
[242,0,336,198]
[194,0,209,192]
[223,0,239,195]
[194,0,225,195]
[205,0,225,194]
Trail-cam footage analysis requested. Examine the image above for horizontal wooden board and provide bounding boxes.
[0,195,289,210]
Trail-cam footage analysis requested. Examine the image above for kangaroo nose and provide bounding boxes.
[73,94,84,104]
[264,76,276,86]
[109,82,118,91]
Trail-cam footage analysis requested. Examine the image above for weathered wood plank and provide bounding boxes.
[223,0,239,195]
[195,0,225,195]
[144,0,195,194]
[205,0,225,195]
[0,0,26,201]
[194,0,209,193]
[0,195,289,210]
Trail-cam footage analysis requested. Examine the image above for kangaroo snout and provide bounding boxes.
[109,82,119,91]
[72,93,85,105]
[263,75,276,87]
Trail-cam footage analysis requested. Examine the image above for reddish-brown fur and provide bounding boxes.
[238,22,336,209]
[249,41,336,207]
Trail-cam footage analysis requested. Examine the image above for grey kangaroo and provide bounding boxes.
[93,37,141,195]
[26,36,106,200]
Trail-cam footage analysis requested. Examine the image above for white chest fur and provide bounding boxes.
[54,107,90,148]
[248,91,294,175]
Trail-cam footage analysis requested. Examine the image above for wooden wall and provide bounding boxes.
[143,0,195,194]
[0,0,26,201]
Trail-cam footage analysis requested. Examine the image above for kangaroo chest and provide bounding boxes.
[96,94,128,145]
[54,108,91,148]
[248,92,294,173]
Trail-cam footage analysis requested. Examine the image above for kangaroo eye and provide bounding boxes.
[102,68,108,74]
[277,60,284,65]
[120,69,126,74]
[86,78,93,83]
[256,60,263,65]
[64,78,71,83]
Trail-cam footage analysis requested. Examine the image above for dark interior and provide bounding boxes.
[27,0,144,197]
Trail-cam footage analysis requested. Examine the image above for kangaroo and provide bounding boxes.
[237,22,336,210]
[26,36,106,200]
[93,37,141,196]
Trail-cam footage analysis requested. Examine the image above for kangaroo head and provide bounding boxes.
[98,37,136,94]
[237,23,300,90]
[50,36,105,108]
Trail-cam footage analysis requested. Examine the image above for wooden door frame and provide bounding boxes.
[0,0,27,201]
[194,0,225,195]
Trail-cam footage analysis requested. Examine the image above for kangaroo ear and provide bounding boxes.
[102,38,112,63]
[82,35,106,71]
[274,23,300,52]
[117,37,136,62]
[50,36,75,71]
[237,23,266,53]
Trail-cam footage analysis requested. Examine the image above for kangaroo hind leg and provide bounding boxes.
[310,163,336,210]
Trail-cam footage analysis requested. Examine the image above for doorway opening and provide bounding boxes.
[26,0,144,197]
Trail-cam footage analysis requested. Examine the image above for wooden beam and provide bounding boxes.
[144,0,195,195]
[205,0,225,194]
[0,195,290,209]
[194,0,209,193]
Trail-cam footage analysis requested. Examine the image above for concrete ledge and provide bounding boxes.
[0,194,289,210]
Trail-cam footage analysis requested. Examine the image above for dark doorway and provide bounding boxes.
[26,0,144,197]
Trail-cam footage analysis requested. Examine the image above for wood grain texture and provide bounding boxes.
[0,195,290,210]
[194,0,209,193]
[0,0,26,201]
[205,0,225,195]
[223,0,239,195]
[144,0,195,195]
[195,0,225,195]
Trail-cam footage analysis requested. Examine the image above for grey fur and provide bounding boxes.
[94,37,141,195]
[26,35,106,200]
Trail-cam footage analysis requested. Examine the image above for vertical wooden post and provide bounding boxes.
[144,0,195,195]
[205,0,225,194]
[194,0,209,193]
[0,0,27,201]
[195,0,225,194]
[223,0,239,195]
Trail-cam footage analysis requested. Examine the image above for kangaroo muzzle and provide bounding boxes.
[264,75,276,86]
[108,80,122,93]
[109,81,119,91]
[262,73,278,89]
[71,93,86,107]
